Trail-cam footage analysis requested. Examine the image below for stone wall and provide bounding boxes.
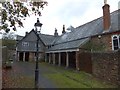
[118,50,120,86]
[92,50,120,85]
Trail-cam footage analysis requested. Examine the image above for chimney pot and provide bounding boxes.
[25,32,28,35]
[104,0,107,5]
[54,28,58,37]
[62,25,66,34]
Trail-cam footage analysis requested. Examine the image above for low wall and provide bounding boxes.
[92,50,120,85]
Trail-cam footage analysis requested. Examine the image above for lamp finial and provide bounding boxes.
[104,0,107,5]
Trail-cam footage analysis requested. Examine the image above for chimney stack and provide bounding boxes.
[54,28,58,37]
[62,25,66,34]
[102,0,111,31]
[25,32,28,35]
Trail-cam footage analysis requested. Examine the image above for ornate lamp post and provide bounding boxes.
[34,18,42,89]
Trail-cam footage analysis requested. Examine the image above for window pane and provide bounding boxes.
[35,44,40,47]
[119,36,120,48]
[113,39,119,50]
[114,46,119,50]
[22,42,29,46]
[113,39,118,46]
[113,36,118,39]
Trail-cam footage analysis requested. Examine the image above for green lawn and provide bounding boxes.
[41,62,117,88]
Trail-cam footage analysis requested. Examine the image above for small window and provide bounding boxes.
[112,35,119,50]
[22,42,29,46]
[48,46,50,49]
[35,44,40,48]
[52,45,54,47]
[48,45,51,49]
[119,36,120,47]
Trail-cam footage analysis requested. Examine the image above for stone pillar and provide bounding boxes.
[45,53,47,62]
[49,53,51,64]
[66,52,69,68]
[53,53,55,65]
[58,53,61,66]
[23,52,25,62]
[76,51,80,71]
[38,53,40,62]
[17,52,19,61]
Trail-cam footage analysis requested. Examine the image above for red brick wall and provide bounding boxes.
[29,52,35,62]
[91,31,120,51]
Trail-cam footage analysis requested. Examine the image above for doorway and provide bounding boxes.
[25,52,29,62]
[19,52,23,61]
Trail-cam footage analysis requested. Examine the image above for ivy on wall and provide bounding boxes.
[82,40,106,52]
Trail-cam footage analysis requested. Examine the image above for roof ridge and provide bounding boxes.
[41,33,54,36]
[54,36,90,46]
[16,35,24,37]
[76,9,119,29]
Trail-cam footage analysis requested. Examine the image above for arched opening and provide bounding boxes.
[19,52,23,61]
[112,36,119,50]
[55,53,59,65]
[25,52,29,62]
[61,52,66,66]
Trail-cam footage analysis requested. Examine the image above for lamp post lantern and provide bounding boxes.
[34,18,42,89]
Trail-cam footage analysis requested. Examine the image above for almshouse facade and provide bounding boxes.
[16,3,120,73]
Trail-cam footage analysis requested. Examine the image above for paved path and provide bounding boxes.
[2,61,58,88]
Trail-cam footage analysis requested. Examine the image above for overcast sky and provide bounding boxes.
[14,0,120,36]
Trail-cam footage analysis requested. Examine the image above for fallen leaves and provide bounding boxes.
[2,67,34,88]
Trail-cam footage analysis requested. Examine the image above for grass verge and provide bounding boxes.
[41,62,117,88]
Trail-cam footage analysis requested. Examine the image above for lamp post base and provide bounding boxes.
[35,69,39,89]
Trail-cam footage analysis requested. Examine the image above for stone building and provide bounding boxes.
[16,30,56,62]
[16,2,120,72]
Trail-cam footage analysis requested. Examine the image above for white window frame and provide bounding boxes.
[22,42,29,47]
[35,43,40,48]
[119,35,120,48]
[112,35,120,50]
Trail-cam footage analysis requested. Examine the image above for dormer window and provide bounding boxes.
[112,35,120,50]
[22,42,29,47]
[48,45,52,49]
[35,44,40,48]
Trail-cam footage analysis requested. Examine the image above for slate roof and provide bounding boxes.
[47,10,120,52]
[48,38,89,52]
[16,35,24,41]
[39,34,56,45]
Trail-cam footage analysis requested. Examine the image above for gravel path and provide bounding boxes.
[2,61,58,88]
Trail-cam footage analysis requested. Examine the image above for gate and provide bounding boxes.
[79,52,92,74]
